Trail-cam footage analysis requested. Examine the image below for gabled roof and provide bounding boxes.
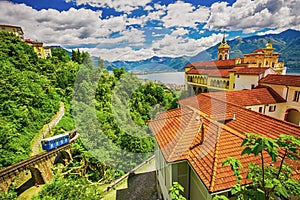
[259,74,300,87]
[186,68,232,78]
[186,66,247,78]
[199,87,286,106]
[234,67,272,75]
[150,94,300,193]
[184,59,236,68]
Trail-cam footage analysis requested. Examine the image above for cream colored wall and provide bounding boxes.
[259,84,287,99]
[264,103,286,120]
[234,75,259,90]
[155,147,172,200]
[245,103,286,120]
[189,165,213,200]
[286,86,300,111]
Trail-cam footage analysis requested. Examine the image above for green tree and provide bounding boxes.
[51,48,71,62]
[169,182,187,200]
[32,177,103,200]
[214,134,300,200]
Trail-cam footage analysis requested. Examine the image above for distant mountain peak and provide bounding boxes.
[101,29,300,73]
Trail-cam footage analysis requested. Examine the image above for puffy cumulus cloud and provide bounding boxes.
[256,28,288,36]
[81,29,223,61]
[66,0,152,13]
[0,1,146,48]
[151,31,223,58]
[80,46,155,62]
[91,27,146,48]
[0,1,110,45]
[205,0,300,33]
[161,1,210,28]
[99,15,127,33]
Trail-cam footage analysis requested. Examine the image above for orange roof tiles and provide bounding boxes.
[235,67,270,75]
[186,66,247,78]
[259,74,300,87]
[185,59,236,68]
[186,68,233,77]
[200,88,286,106]
[149,94,300,193]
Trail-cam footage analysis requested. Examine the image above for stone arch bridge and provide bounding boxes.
[0,144,72,192]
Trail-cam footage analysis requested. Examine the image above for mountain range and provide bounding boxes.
[101,29,300,74]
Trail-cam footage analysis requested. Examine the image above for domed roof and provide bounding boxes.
[265,42,273,49]
[218,35,230,49]
[218,42,230,49]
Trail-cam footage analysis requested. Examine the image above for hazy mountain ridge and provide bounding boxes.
[99,29,300,73]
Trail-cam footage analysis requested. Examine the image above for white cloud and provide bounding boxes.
[1,0,299,62]
[205,0,300,33]
[161,1,210,28]
[0,1,148,48]
[151,32,223,58]
[256,28,287,36]
[66,0,152,13]
[80,46,155,62]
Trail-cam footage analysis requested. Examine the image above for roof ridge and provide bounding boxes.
[209,125,222,192]
[168,111,198,160]
[152,108,194,121]
[202,93,300,128]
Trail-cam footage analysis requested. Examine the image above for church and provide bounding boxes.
[185,36,286,95]
[149,36,299,200]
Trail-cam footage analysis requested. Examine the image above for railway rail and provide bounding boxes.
[0,143,71,178]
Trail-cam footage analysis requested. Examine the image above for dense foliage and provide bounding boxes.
[0,32,178,198]
[0,32,61,168]
[214,134,300,200]
[32,177,102,200]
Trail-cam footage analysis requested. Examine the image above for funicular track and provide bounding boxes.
[0,143,71,178]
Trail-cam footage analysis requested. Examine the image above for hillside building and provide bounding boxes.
[0,24,24,40]
[185,36,286,95]
[259,74,300,125]
[149,94,300,200]
[25,39,52,59]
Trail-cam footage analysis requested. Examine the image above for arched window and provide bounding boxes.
[219,55,222,60]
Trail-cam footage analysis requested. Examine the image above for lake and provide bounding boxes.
[136,70,300,86]
[136,72,185,85]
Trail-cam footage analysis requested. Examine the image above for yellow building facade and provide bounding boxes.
[25,39,49,59]
[0,24,24,39]
[244,42,285,74]
[185,37,285,95]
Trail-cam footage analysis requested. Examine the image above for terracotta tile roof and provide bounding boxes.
[199,88,286,106]
[259,74,300,87]
[150,94,300,193]
[186,66,246,78]
[235,67,271,75]
[186,68,232,77]
[184,59,236,68]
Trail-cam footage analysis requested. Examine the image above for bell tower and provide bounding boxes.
[218,34,230,60]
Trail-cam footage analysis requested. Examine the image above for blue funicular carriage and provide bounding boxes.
[41,133,70,151]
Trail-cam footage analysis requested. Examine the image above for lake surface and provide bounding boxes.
[137,72,185,85]
[136,70,299,86]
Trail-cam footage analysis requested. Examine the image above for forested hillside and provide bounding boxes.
[0,32,79,169]
[0,32,178,199]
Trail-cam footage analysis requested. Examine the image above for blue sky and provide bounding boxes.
[1,0,299,61]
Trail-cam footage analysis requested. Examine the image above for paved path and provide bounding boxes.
[31,102,65,156]
[103,156,158,200]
